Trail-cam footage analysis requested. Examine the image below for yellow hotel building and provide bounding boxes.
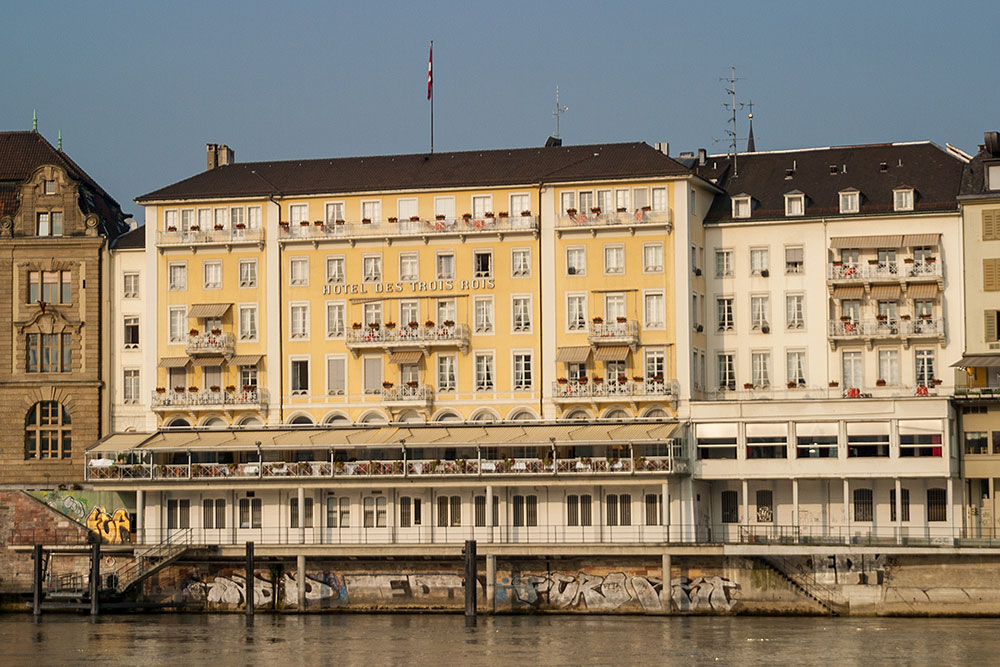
[89,141,717,546]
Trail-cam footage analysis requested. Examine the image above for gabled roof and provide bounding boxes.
[959,136,1000,199]
[0,131,127,238]
[136,142,693,202]
[697,142,965,223]
[111,224,146,250]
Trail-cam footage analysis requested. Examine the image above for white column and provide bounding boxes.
[486,484,494,543]
[297,487,305,545]
[991,477,997,540]
[947,477,955,540]
[842,478,850,544]
[791,479,799,539]
[741,479,749,539]
[297,553,306,609]
[895,478,902,545]
[661,481,669,541]
[136,489,145,545]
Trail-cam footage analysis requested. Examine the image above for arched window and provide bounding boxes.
[25,401,71,459]
[289,414,315,425]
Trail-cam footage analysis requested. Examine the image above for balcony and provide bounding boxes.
[552,378,678,405]
[346,323,470,355]
[587,320,640,350]
[279,215,538,242]
[954,385,1000,401]
[150,388,269,412]
[156,227,263,248]
[827,260,942,284]
[555,209,672,233]
[380,383,434,409]
[185,332,234,357]
[827,317,944,347]
[703,384,942,401]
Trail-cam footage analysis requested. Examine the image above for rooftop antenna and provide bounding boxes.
[720,65,750,176]
[32,109,37,132]
[57,130,62,151]
[553,86,568,139]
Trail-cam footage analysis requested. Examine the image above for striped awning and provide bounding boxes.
[904,233,939,246]
[594,346,630,361]
[907,283,939,299]
[830,235,902,249]
[389,350,423,364]
[952,356,1000,368]
[230,354,263,366]
[831,286,865,299]
[870,284,901,300]
[192,356,225,367]
[556,346,591,363]
[157,357,189,368]
[187,303,231,319]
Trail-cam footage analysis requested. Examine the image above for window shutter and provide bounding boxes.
[986,210,1000,241]
[987,311,998,343]
[363,357,382,392]
[328,358,345,395]
[985,259,999,292]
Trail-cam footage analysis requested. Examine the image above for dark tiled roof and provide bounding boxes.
[0,131,127,239]
[959,142,1000,199]
[697,142,965,223]
[111,224,146,249]
[137,142,692,202]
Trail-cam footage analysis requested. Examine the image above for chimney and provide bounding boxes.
[654,142,669,156]
[206,143,235,170]
[218,144,235,166]
[206,143,218,170]
[697,148,707,166]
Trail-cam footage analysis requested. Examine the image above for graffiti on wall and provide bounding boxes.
[808,554,887,586]
[507,571,741,612]
[29,489,134,543]
[86,507,131,544]
[181,573,274,608]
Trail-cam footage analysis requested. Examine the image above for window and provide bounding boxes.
[124,316,139,349]
[363,302,382,326]
[643,243,664,273]
[27,271,71,305]
[168,307,186,343]
[324,202,345,225]
[614,188,630,212]
[511,248,531,277]
[290,497,315,529]
[362,496,387,528]
[240,365,258,390]
[25,333,72,373]
[877,349,899,386]
[326,357,345,396]
[604,245,625,274]
[326,256,346,284]
[753,490,774,523]
[475,353,494,391]
[889,488,910,522]
[839,190,859,213]
[512,296,531,332]
[239,259,257,288]
[893,188,914,212]
[239,305,258,341]
[853,488,873,522]
[717,297,734,332]
[985,210,1000,241]
[400,301,418,329]
[196,209,210,231]
[43,179,56,195]
[363,357,383,394]
[239,497,262,529]
[604,293,626,322]
[36,212,64,236]
[566,247,586,275]
[168,263,187,290]
[473,250,493,278]
[399,496,423,528]
[721,490,739,523]
[915,349,935,387]
[784,192,804,216]
[326,302,345,338]
[652,187,667,211]
[437,495,462,527]
[229,207,244,229]
[436,298,456,325]
[567,494,593,526]
[578,191,594,214]
[965,431,988,455]
[750,248,769,275]
[438,355,456,392]
[986,310,1000,343]
[567,294,587,331]
[25,401,72,459]
[751,351,771,388]
[786,294,804,329]
[645,350,665,383]
[715,249,733,277]
[732,195,750,218]
[842,299,861,323]
[164,210,178,232]
[123,369,140,404]
[474,495,499,527]
[841,350,863,389]
[510,193,530,218]
[597,189,612,214]
[202,499,226,530]
[363,255,381,282]
[434,196,455,220]
[291,359,309,395]
[290,304,309,339]
[436,252,455,280]
[289,203,309,231]
[899,420,943,457]
[123,272,139,299]
[644,291,665,328]
[750,295,769,330]
[289,258,309,286]
[847,423,889,458]
[474,297,494,334]
[605,494,631,526]
[561,191,576,215]
[513,353,533,390]
[247,206,262,230]
[513,495,538,527]
[644,493,662,526]
[472,195,492,219]
[786,350,806,386]
[785,246,804,274]
[212,208,226,231]
[398,253,418,281]
[202,261,221,289]
[717,352,736,390]
[167,499,190,530]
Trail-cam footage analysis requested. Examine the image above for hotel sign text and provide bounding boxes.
[322,278,496,295]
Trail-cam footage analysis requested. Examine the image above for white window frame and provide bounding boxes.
[247,206,262,230]
[786,349,806,386]
[326,256,346,284]
[168,306,186,343]
[164,209,178,232]
[289,257,309,286]
[362,254,382,283]
[398,253,418,282]
[915,349,936,387]
[167,262,187,291]
[717,296,735,332]
[716,249,733,277]
[437,355,457,393]
[750,247,769,275]
[566,293,587,332]
[839,190,860,214]
[786,293,805,330]
[326,354,347,396]
[509,193,530,217]
[289,302,310,340]
[434,196,456,220]
[643,290,665,329]
[123,368,140,404]
[511,295,532,333]
[566,246,586,276]
[645,349,666,383]
[893,188,914,212]
[361,200,382,223]
[603,244,625,275]
[239,259,257,288]
[750,295,770,331]
[512,351,533,391]
[474,296,494,334]
[123,272,139,299]
[290,357,310,396]
[123,316,140,350]
[732,195,751,219]
[877,348,900,386]
[473,249,493,278]
[784,192,805,217]
[717,352,736,390]
[325,201,346,225]
[751,351,772,388]
[511,248,531,278]
[202,260,222,290]
[471,194,493,218]
[475,352,495,391]
[326,301,346,339]
[289,203,309,226]
[238,304,258,342]
[362,356,383,395]
[436,252,455,280]
[643,243,664,273]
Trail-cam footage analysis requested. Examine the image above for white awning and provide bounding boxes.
[187,303,232,319]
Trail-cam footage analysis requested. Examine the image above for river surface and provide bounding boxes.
[2,613,998,665]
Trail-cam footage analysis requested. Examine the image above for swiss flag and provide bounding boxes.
[427,42,433,100]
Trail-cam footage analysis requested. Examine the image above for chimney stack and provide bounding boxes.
[654,142,669,156]
[697,148,707,166]
[206,143,236,170]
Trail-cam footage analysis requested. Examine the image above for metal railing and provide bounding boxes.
[827,260,941,281]
[150,388,268,410]
[555,209,672,229]
[702,384,943,401]
[346,323,470,350]
[185,332,234,356]
[827,317,944,338]
[280,215,538,240]
[587,320,640,345]
[114,528,192,592]
[157,228,264,246]
[552,378,678,401]
[381,384,433,405]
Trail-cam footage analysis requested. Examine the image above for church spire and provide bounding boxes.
[746,100,756,153]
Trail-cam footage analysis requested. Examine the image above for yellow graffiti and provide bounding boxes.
[86,507,131,544]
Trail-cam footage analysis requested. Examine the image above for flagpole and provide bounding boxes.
[429,41,434,154]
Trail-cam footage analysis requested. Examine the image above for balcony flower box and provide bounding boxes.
[299,221,310,227]
[409,216,420,222]
[362,218,372,224]
[188,386,199,393]
[462,213,472,220]
[641,205,652,212]
[840,316,851,322]
[633,376,644,383]
[435,215,446,221]
[425,320,435,327]
[485,212,495,218]
[557,377,568,384]
[369,322,380,330]
[387,217,397,223]
[744,382,754,390]
[443,319,455,327]
[521,210,531,217]
[174,386,186,393]
[653,375,664,384]
[167,226,177,232]
[616,316,627,323]
[385,321,396,329]
[617,374,627,384]
[279,221,289,228]
[409,321,419,329]
[920,313,932,320]
[829,381,840,387]
[787,381,797,389]
[591,207,601,214]
[242,384,254,392]
[214,224,224,231]
[925,257,936,263]
[382,381,394,389]
[592,316,603,324]
[932,378,943,386]
[876,379,886,386]
[617,207,627,213]
[156,387,166,394]
[875,314,887,321]
[592,377,603,384]
[314,220,324,226]
[225,385,236,392]
[578,377,588,385]
[211,328,222,335]
[335,219,345,225]
[189,328,199,336]
[901,314,911,320]
[407,380,419,388]
[190,225,200,231]
[904,258,914,264]
[566,208,577,215]
[868,259,878,265]
[352,322,363,330]
[236,222,246,230]
[210,385,221,392]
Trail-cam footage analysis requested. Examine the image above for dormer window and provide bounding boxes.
[839,189,860,214]
[784,191,805,217]
[731,194,751,219]
[36,212,64,236]
[988,164,1000,191]
[893,187,914,212]
[43,180,56,195]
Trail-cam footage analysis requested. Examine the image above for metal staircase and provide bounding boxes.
[757,556,842,616]
[114,529,192,593]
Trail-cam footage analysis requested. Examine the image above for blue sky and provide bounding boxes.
[4,1,997,221]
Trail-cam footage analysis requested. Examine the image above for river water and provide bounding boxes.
[2,613,997,665]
